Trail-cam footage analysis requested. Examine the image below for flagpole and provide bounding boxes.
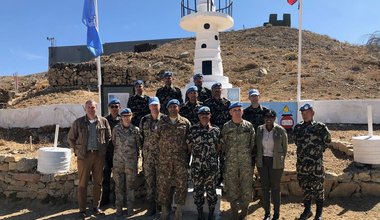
[296,0,303,102]
[94,0,102,116]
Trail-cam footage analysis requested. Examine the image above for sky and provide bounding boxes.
[0,0,379,76]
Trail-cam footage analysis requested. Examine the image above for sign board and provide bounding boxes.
[101,85,134,116]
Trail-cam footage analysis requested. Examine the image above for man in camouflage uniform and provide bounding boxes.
[127,80,150,127]
[221,102,255,220]
[243,89,268,131]
[187,106,221,220]
[204,82,231,186]
[101,98,121,206]
[140,97,164,216]
[180,86,203,125]
[112,108,142,217]
[293,103,331,220]
[155,99,191,220]
[192,73,212,102]
[156,71,183,114]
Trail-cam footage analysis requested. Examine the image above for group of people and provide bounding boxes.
[67,71,331,220]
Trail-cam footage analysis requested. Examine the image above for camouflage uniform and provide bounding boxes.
[187,123,220,210]
[140,113,164,203]
[156,86,183,114]
[197,86,212,103]
[155,115,191,206]
[127,94,150,127]
[102,114,121,204]
[112,124,142,212]
[243,105,268,130]
[179,101,203,125]
[221,120,255,207]
[293,120,331,201]
[204,97,231,185]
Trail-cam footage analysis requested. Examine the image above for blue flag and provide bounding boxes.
[82,0,103,57]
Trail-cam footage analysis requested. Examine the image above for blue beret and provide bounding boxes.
[163,71,173,78]
[229,102,243,110]
[149,97,160,105]
[108,98,120,106]
[248,89,260,96]
[186,86,198,94]
[193,73,203,79]
[120,108,132,115]
[211,82,222,90]
[134,80,144,86]
[299,103,313,111]
[166,99,180,109]
[197,106,211,114]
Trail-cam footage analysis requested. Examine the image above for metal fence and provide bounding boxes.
[181,0,233,17]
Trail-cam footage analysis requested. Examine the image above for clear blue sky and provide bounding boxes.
[0,0,379,76]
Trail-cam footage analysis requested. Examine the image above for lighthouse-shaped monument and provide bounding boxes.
[180,0,234,89]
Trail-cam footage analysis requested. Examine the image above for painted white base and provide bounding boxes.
[352,135,380,164]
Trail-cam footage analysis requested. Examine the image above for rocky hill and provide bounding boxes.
[2,26,380,108]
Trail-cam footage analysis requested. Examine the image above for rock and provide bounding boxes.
[152,62,164,69]
[371,171,380,183]
[337,172,353,183]
[280,184,290,196]
[288,182,303,197]
[179,51,190,59]
[353,171,371,182]
[0,163,9,171]
[258,68,268,76]
[329,182,359,197]
[16,158,37,172]
[360,182,380,196]
[13,173,41,183]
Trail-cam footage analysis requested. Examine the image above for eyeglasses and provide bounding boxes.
[110,105,119,109]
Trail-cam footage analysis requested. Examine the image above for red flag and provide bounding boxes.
[287,0,298,5]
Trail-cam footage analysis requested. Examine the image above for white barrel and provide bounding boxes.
[37,147,71,174]
[352,135,380,164]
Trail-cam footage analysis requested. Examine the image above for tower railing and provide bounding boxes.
[181,0,233,17]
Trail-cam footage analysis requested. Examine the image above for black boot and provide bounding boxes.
[197,207,204,220]
[314,200,323,220]
[208,207,215,220]
[146,200,157,216]
[299,199,313,220]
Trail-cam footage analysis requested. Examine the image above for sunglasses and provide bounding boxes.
[110,105,119,109]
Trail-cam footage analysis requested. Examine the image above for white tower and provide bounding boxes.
[180,0,234,89]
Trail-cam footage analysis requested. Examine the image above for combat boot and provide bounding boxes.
[208,207,215,220]
[174,205,183,220]
[299,199,313,220]
[197,206,204,220]
[146,200,157,216]
[160,206,169,220]
[314,199,323,220]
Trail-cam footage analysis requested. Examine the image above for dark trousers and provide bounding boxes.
[102,145,114,203]
[258,156,283,215]
[77,151,105,212]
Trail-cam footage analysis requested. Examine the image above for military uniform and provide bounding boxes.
[293,120,331,201]
[179,101,203,125]
[101,114,121,205]
[221,120,255,211]
[243,104,268,130]
[187,123,220,211]
[155,115,191,207]
[197,86,212,103]
[127,94,150,127]
[156,86,183,113]
[140,113,164,204]
[112,124,142,213]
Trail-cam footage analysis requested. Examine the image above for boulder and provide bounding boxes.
[329,182,359,197]
[360,182,380,196]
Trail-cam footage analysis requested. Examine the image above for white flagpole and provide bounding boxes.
[94,0,102,116]
[296,0,303,102]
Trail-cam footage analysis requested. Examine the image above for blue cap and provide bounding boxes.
[166,99,180,109]
[299,103,313,111]
[229,102,243,110]
[134,80,144,86]
[186,86,198,94]
[197,106,211,114]
[149,97,160,105]
[108,98,121,106]
[120,108,132,115]
[163,71,173,78]
[211,82,222,90]
[193,73,203,79]
[248,89,260,96]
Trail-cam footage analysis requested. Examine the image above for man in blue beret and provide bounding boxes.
[100,98,122,207]
[127,80,150,127]
[293,103,331,220]
[187,106,221,219]
[193,73,212,102]
[155,99,191,220]
[221,102,255,219]
[243,89,268,131]
[156,70,183,114]
[180,86,203,125]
